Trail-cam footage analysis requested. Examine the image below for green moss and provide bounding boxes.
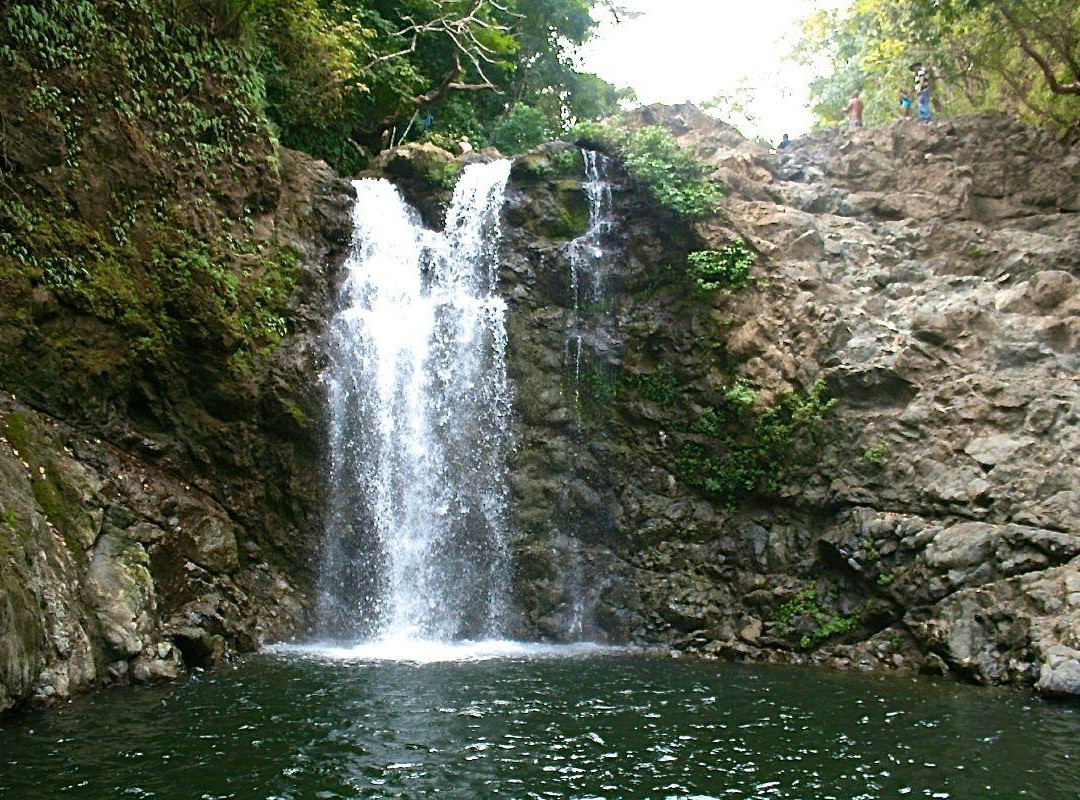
[517,147,584,180]
[2,413,84,549]
[533,204,588,240]
[2,506,16,529]
[429,160,461,190]
[3,413,31,455]
[30,476,67,532]
[0,198,301,374]
[281,399,308,427]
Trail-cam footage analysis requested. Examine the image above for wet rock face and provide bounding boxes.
[0,394,308,713]
[500,106,1080,697]
[0,148,352,715]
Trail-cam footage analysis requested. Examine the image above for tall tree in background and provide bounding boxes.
[795,0,1080,139]
[235,0,624,171]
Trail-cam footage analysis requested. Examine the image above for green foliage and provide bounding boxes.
[491,104,557,155]
[676,380,836,508]
[794,0,1080,137]
[687,243,756,292]
[625,367,680,407]
[772,586,863,649]
[570,358,680,420]
[864,442,890,465]
[0,197,299,371]
[723,379,757,409]
[1,0,270,177]
[247,0,623,170]
[573,124,724,218]
[578,360,621,409]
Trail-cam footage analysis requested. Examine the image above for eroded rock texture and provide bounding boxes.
[500,106,1080,697]
[0,150,352,714]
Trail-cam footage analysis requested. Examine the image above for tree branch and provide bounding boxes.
[995,3,1080,96]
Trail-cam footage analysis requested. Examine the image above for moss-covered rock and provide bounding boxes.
[0,1,353,716]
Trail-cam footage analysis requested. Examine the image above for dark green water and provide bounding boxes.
[2,647,1079,800]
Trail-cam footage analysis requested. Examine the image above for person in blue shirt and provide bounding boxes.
[899,90,912,119]
[910,63,932,121]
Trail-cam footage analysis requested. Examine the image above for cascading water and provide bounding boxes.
[318,159,514,647]
[565,149,615,394]
[562,149,617,639]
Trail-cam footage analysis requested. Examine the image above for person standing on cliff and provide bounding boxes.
[899,89,913,119]
[845,91,864,129]
[911,63,932,121]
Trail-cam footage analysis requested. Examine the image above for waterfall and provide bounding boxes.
[318,159,514,645]
[569,149,615,306]
[565,149,615,394]
[562,149,616,640]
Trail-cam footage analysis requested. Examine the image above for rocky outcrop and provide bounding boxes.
[0,144,352,715]
[499,106,1080,697]
[0,1,357,715]
[0,121,352,715]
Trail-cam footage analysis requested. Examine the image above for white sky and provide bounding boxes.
[578,0,845,145]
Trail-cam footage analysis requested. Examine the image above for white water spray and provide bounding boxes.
[318,160,514,645]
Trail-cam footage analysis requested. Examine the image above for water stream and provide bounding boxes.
[560,149,618,639]
[317,160,514,649]
[565,148,616,395]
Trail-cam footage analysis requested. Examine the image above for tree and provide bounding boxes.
[241,0,625,171]
[795,0,1080,139]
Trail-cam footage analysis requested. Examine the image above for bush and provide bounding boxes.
[687,243,755,291]
[572,123,724,219]
[676,379,836,508]
[491,105,556,155]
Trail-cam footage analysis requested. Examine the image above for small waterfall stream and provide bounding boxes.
[318,160,514,647]
[566,149,615,395]
[562,149,617,640]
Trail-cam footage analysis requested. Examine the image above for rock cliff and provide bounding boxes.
[0,4,354,711]
[0,150,352,714]
[4,97,1078,716]
[499,105,1080,698]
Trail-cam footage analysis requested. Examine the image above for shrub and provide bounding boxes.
[687,242,755,291]
[572,123,724,219]
[863,442,889,465]
[676,379,836,508]
[491,104,556,155]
